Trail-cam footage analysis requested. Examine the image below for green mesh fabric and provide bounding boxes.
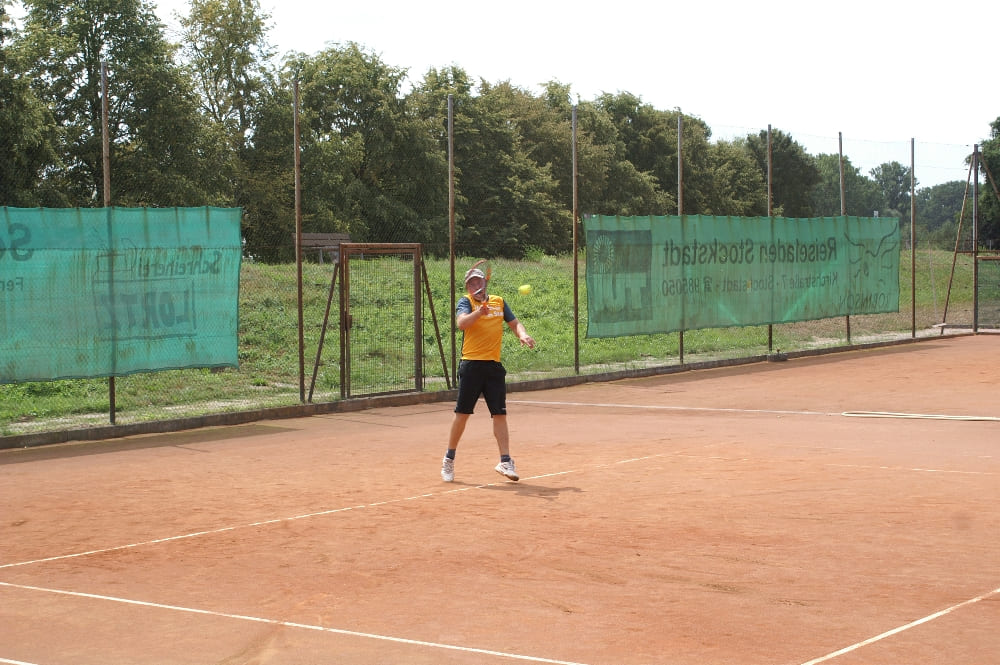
[2,207,242,382]
[584,215,899,338]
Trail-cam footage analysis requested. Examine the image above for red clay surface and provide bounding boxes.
[2,335,999,665]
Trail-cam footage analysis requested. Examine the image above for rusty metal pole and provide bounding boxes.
[448,94,456,385]
[910,138,916,337]
[294,81,305,402]
[767,125,773,352]
[572,106,580,374]
[677,114,684,364]
[973,145,980,332]
[839,132,851,343]
[101,62,116,424]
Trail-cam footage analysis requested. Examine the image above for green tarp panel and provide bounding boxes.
[1,207,242,382]
[584,215,899,338]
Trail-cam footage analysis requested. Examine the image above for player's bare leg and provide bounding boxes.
[449,412,470,450]
[492,414,510,456]
[442,412,470,482]
[492,415,519,481]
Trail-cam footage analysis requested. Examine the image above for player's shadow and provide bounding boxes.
[480,482,583,501]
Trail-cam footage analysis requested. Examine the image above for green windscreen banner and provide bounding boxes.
[1,207,242,382]
[584,215,899,338]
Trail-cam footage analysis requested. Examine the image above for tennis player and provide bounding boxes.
[441,266,535,482]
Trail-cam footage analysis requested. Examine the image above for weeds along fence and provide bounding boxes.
[0,246,984,446]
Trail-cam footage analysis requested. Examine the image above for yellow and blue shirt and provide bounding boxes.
[457,294,516,362]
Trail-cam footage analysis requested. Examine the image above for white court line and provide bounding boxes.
[4,579,998,665]
[828,463,994,476]
[0,658,42,665]
[513,400,1000,422]
[0,581,590,665]
[0,504,358,570]
[2,443,987,572]
[2,448,995,664]
[798,585,1000,665]
[842,411,1000,421]
[1,462,664,663]
[510,399,835,417]
[0,457,664,571]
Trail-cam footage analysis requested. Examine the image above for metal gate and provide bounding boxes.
[306,242,449,400]
[333,242,454,399]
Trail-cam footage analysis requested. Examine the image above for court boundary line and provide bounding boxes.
[0,657,41,665]
[842,410,1000,421]
[0,580,591,665]
[510,399,836,417]
[512,400,999,422]
[3,444,997,663]
[3,444,993,573]
[0,455,674,571]
[797,585,1000,665]
[4,579,998,665]
[827,463,993,476]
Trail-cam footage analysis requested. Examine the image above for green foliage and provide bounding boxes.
[12,0,221,206]
[590,92,677,215]
[915,181,967,237]
[744,129,821,217]
[0,0,988,252]
[812,154,883,217]
[0,6,65,206]
[702,140,767,215]
[290,44,448,248]
[870,161,914,215]
[979,117,1000,245]
[179,0,274,138]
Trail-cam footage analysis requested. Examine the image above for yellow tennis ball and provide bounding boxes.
[519,284,532,295]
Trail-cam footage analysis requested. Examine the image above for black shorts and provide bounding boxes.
[455,360,507,416]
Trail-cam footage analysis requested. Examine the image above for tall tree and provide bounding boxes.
[178,0,273,148]
[913,180,967,248]
[411,68,568,257]
[475,80,571,254]
[177,0,278,248]
[594,92,677,214]
[702,140,767,216]
[978,116,1000,246]
[744,129,821,217]
[870,161,914,217]
[914,181,966,233]
[287,44,447,251]
[811,154,883,217]
[516,80,577,238]
[535,83,629,220]
[570,94,670,216]
[678,116,732,215]
[236,74,295,261]
[0,2,64,205]
[13,0,221,206]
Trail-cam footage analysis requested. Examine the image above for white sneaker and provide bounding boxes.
[495,459,519,481]
[441,456,455,482]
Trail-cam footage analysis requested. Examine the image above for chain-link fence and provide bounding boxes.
[2,80,995,443]
[0,241,983,444]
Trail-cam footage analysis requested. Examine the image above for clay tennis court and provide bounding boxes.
[2,335,998,665]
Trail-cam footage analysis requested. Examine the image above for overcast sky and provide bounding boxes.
[19,0,1000,188]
